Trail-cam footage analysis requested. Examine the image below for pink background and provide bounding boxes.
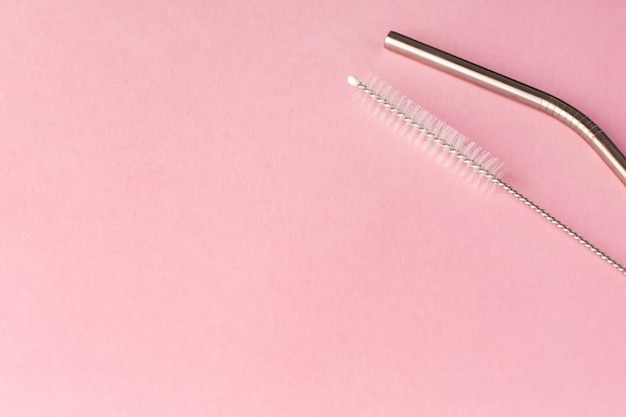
[2,0,626,415]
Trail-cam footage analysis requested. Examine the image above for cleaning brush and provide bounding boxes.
[347,75,625,276]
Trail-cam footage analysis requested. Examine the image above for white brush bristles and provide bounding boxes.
[348,75,506,192]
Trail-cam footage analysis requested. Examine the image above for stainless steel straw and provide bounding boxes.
[384,31,626,187]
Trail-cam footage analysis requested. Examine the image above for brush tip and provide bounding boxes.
[347,75,360,87]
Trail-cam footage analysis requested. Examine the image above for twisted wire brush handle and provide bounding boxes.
[384,31,626,187]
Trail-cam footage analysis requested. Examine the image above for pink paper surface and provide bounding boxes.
[2,0,626,415]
